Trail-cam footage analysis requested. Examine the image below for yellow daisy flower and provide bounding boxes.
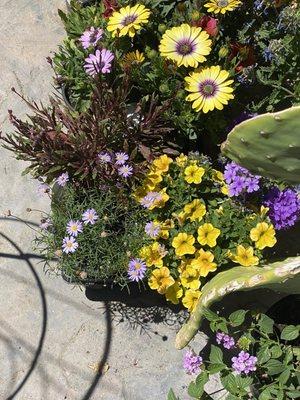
[204,0,242,14]
[180,267,201,290]
[185,65,234,113]
[107,4,151,38]
[184,199,206,222]
[159,23,212,68]
[250,222,277,250]
[231,245,259,267]
[191,249,217,277]
[123,50,145,65]
[197,223,221,247]
[165,280,183,304]
[172,233,196,257]
[148,267,175,294]
[152,154,173,174]
[182,289,201,312]
[184,165,205,184]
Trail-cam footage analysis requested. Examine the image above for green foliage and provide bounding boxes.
[222,106,300,184]
[170,310,300,399]
[34,185,146,286]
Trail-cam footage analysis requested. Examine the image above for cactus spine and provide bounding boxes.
[175,256,300,349]
[221,106,300,184]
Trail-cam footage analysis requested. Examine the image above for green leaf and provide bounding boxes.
[259,388,272,400]
[265,359,286,375]
[209,345,223,364]
[258,314,274,334]
[281,325,300,341]
[221,374,239,395]
[207,363,226,374]
[278,368,291,385]
[270,344,283,359]
[257,346,271,364]
[287,389,300,399]
[203,308,219,322]
[229,310,247,327]
[188,371,209,399]
[196,371,209,387]
[167,389,178,400]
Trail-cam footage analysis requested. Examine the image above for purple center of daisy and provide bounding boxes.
[121,13,137,26]
[218,0,229,7]
[198,80,218,97]
[176,40,195,56]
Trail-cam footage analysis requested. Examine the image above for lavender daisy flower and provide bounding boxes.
[145,221,161,239]
[66,220,83,237]
[127,258,147,282]
[224,162,260,197]
[56,172,69,187]
[98,151,112,163]
[140,192,163,209]
[82,208,99,225]
[39,218,52,230]
[264,188,300,230]
[183,350,203,375]
[232,351,257,375]
[80,27,103,49]
[84,48,114,76]
[62,236,79,254]
[115,152,129,165]
[118,164,133,178]
[37,183,50,197]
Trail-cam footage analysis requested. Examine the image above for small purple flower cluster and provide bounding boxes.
[97,151,133,178]
[224,162,260,197]
[183,350,203,375]
[62,209,99,254]
[231,351,257,375]
[216,332,235,349]
[127,258,147,282]
[264,187,300,230]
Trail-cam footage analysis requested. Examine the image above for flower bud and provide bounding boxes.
[219,46,229,58]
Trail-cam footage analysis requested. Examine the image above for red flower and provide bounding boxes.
[194,15,218,37]
[102,0,118,18]
[229,43,255,72]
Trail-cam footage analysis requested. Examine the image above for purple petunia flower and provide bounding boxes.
[37,183,51,197]
[145,221,161,239]
[264,187,300,230]
[62,236,79,254]
[224,162,260,197]
[183,350,203,375]
[115,152,129,165]
[127,258,147,282]
[66,220,83,237]
[98,152,112,163]
[232,351,257,375]
[80,27,103,49]
[84,48,114,76]
[82,208,99,225]
[216,332,235,349]
[39,218,52,230]
[118,164,133,178]
[56,172,69,187]
[140,192,163,209]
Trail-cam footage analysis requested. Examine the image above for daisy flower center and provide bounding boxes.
[199,80,218,98]
[176,40,195,56]
[121,13,137,26]
[218,0,229,7]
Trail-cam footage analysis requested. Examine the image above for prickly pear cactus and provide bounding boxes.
[222,106,300,184]
[175,256,300,349]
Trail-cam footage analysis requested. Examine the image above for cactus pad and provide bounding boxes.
[222,106,300,184]
[175,256,300,349]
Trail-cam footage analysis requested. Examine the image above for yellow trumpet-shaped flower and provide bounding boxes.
[184,199,206,222]
[176,154,188,167]
[197,223,221,247]
[148,267,175,294]
[165,280,183,304]
[231,245,259,267]
[152,154,173,174]
[180,267,201,290]
[250,222,277,250]
[139,242,167,267]
[182,289,202,312]
[107,4,150,38]
[172,233,196,257]
[191,249,217,277]
[184,165,205,184]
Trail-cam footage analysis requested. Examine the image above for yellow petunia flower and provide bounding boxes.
[123,50,145,65]
[182,289,202,312]
[180,267,201,290]
[204,0,242,14]
[185,66,234,114]
[184,165,205,184]
[158,219,174,239]
[178,258,193,274]
[211,169,224,182]
[152,154,173,174]
[107,4,150,38]
[140,242,167,267]
[165,280,183,304]
[184,199,206,222]
[197,223,221,247]
[221,184,229,196]
[159,24,212,68]
[144,172,163,190]
[172,233,196,257]
[191,249,217,277]
[231,245,259,267]
[148,267,175,294]
[176,154,188,167]
[250,222,277,250]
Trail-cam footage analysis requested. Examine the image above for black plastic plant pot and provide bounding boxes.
[266,295,300,325]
